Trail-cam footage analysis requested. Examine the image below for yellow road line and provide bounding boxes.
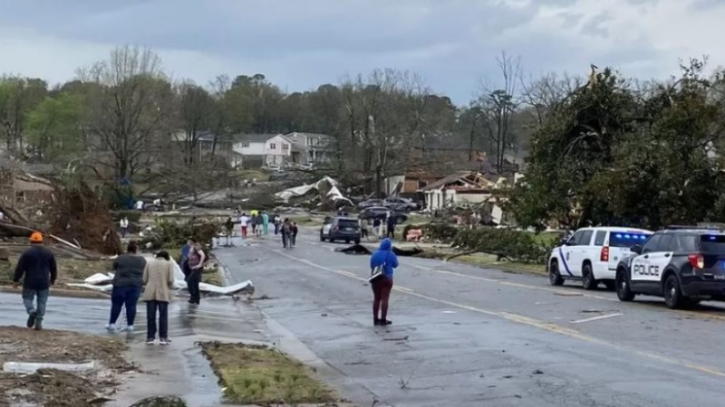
[270,248,725,378]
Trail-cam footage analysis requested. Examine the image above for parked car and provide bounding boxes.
[547,227,653,290]
[359,206,408,224]
[615,226,725,309]
[384,197,419,212]
[320,217,361,243]
[357,199,384,210]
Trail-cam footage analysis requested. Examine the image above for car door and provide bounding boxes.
[570,229,594,277]
[559,230,586,277]
[646,234,674,282]
[630,234,662,286]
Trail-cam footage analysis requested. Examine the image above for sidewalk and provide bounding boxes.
[0,291,271,407]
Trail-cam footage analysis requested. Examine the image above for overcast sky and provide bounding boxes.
[0,0,722,103]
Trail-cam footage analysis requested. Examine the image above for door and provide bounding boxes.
[559,230,588,277]
[569,229,594,277]
[646,234,674,283]
[631,234,662,284]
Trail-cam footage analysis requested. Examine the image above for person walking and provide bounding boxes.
[142,251,175,345]
[255,212,263,237]
[224,217,234,246]
[290,221,299,248]
[386,212,396,239]
[373,217,382,239]
[273,214,281,235]
[12,232,57,331]
[106,241,146,332]
[369,238,398,326]
[262,211,270,236]
[281,219,291,248]
[119,217,129,238]
[186,239,206,305]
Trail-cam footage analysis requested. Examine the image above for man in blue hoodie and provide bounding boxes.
[369,238,399,326]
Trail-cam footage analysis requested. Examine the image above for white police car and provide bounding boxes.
[548,227,653,290]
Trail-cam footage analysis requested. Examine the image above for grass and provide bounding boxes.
[203,268,224,286]
[453,253,547,275]
[0,255,112,287]
[289,215,324,227]
[201,342,336,406]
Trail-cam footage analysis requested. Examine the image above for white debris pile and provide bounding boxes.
[66,258,254,297]
[275,176,353,208]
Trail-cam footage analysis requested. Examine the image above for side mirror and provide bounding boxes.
[630,245,642,255]
[558,237,569,246]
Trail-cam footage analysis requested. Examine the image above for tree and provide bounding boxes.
[174,82,214,165]
[25,93,84,162]
[79,46,173,190]
[0,76,48,154]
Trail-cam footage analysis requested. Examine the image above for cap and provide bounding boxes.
[29,232,43,243]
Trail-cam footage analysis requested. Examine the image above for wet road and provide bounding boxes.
[218,229,725,407]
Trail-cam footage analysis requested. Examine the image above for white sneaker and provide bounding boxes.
[124,326,134,332]
[146,339,155,345]
[159,339,170,346]
[106,324,116,332]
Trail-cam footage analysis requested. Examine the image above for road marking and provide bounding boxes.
[396,286,415,293]
[571,313,624,324]
[268,248,725,378]
[339,271,357,277]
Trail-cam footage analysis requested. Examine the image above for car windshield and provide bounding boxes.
[698,235,725,254]
[338,219,359,228]
[609,232,651,247]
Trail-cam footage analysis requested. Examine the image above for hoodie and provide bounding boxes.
[370,238,399,278]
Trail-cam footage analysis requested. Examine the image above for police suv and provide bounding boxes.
[548,227,653,290]
[615,227,725,309]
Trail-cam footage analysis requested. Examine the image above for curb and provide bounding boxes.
[0,286,109,299]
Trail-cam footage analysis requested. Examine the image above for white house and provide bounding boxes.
[284,132,332,163]
[231,134,295,167]
[263,134,292,165]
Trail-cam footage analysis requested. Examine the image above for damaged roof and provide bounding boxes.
[418,171,496,192]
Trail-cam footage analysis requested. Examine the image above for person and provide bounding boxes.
[239,213,249,239]
[119,217,129,238]
[186,239,206,305]
[262,211,269,236]
[224,217,234,246]
[106,241,146,332]
[12,232,57,331]
[180,238,193,279]
[369,238,398,326]
[255,212,263,237]
[373,217,382,239]
[290,221,298,248]
[142,250,175,345]
[251,212,258,236]
[273,214,281,235]
[386,212,396,239]
[281,218,291,248]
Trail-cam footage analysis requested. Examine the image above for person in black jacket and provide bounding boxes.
[12,232,57,331]
[106,241,146,333]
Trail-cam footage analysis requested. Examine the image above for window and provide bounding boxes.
[578,230,594,246]
[594,231,607,246]
[642,234,662,253]
[698,234,725,254]
[569,230,586,246]
[658,235,675,252]
[609,232,651,248]
[282,144,289,150]
[269,143,276,149]
[242,142,250,148]
[677,235,698,252]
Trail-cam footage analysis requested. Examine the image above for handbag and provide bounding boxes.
[368,253,389,284]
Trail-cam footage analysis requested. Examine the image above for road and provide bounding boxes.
[217,229,725,407]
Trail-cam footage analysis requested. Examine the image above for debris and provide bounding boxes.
[275,176,353,209]
[129,396,188,407]
[533,369,544,375]
[580,309,604,313]
[3,361,96,374]
[383,336,409,341]
[554,292,583,297]
[336,243,424,257]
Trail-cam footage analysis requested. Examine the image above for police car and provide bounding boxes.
[548,227,653,290]
[615,227,725,309]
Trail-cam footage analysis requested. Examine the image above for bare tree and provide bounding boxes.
[520,72,583,128]
[174,81,214,165]
[80,46,172,189]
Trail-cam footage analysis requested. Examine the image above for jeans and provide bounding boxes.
[109,285,142,326]
[146,300,169,340]
[371,277,394,321]
[187,269,201,304]
[22,289,49,322]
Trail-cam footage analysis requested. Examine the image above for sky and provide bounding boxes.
[0,0,723,104]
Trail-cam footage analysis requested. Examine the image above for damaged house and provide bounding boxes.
[0,151,54,209]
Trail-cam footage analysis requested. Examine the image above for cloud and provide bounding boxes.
[0,0,724,103]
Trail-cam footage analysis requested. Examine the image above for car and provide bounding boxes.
[614,226,725,309]
[320,217,361,243]
[357,199,384,210]
[359,206,408,224]
[383,197,419,212]
[548,227,653,290]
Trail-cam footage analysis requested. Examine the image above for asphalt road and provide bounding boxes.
[217,229,725,407]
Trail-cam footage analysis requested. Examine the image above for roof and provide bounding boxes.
[235,134,280,143]
[418,171,494,192]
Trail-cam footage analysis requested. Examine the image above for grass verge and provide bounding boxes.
[201,342,336,406]
[415,249,546,276]
[0,252,112,288]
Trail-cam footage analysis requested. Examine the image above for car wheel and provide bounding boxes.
[664,274,686,309]
[616,269,635,301]
[581,263,597,290]
[354,239,360,244]
[549,260,564,286]
[603,280,616,291]
[345,239,350,244]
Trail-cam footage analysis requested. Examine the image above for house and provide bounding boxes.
[283,132,333,163]
[169,131,237,166]
[418,171,509,211]
[231,134,293,167]
[0,150,54,209]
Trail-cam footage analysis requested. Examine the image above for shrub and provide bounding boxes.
[421,222,459,242]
